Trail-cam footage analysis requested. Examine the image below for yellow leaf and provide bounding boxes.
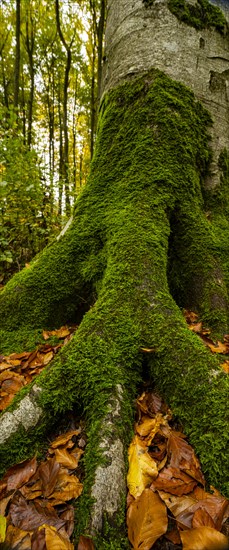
[180,527,229,550]
[45,525,74,549]
[221,361,229,374]
[127,489,168,549]
[127,436,158,498]
[0,515,6,543]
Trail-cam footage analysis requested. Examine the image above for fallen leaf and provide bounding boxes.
[192,508,215,528]
[5,524,31,549]
[127,489,168,549]
[59,506,75,537]
[168,431,205,485]
[31,527,46,550]
[42,351,54,366]
[38,457,60,497]
[54,448,83,469]
[180,526,229,550]
[221,361,229,374]
[5,456,37,492]
[137,392,163,416]
[0,514,6,543]
[49,471,83,504]
[151,466,197,495]
[45,524,74,549]
[201,336,228,354]
[127,436,158,498]
[49,429,81,449]
[78,535,95,549]
[188,322,202,333]
[9,494,65,531]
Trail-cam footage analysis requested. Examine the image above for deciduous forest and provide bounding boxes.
[0,0,229,549]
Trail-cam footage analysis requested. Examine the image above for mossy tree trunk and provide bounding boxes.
[0,1,229,547]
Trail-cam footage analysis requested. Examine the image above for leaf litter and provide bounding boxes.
[0,316,228,549]
[127,390,229,549]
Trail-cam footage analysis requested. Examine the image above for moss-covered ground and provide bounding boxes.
[0,69,229,546]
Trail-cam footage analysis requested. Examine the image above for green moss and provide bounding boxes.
[168,0,228,34]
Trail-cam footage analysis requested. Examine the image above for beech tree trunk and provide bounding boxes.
[0,1,229,547]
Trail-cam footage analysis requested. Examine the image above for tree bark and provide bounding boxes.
[13,0,21,114]
[0,1,229,547]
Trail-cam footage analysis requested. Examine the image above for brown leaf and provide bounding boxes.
[78,535,95,549]
[137,392,163,416]
[180,526,229,550]
[0,494,12,515]
[20,479,42,500]
[9,494,65,531]
[168,431,205,485]
[127,489,168,549]
[48,471,83,504]
[38,457,60,498]
[49,429,81,449]
[59,506,75,537]
[54,448,83,469]
[3,457,38,493]
[31,528,46,550]
[5,524,31,549]
[151,466,197,495]
[192,508,215,528]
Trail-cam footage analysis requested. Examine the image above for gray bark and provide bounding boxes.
[102,0,229,189]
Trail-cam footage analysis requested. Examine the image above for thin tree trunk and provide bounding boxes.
[13,0,21,113]
[55,0,72,216]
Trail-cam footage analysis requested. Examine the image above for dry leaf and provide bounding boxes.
[59,506,75,537]
[49,471,83,504]
[192,508,215,528]
[49,429,81,449]
[137,393,163,416]
[54,448,83,469]
[5,456,37,492]
[9,494,65,531]
[151,466,197,495]
[127,436,158,498]
[168,431,205,485]
[5,524,31,549]
[78,535,95,549]
[221,361,229,374]
[38,457,60,497]
[180,526,229,550]
[127,489,168,549]
[45,524,74,549]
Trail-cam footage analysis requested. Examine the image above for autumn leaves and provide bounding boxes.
[0,427,85,549]
[126,392,229,549]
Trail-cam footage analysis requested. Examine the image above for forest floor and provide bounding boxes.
[0,313,228,550]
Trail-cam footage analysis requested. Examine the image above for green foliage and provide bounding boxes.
[167,0,228,34]
[0,111,54,282]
